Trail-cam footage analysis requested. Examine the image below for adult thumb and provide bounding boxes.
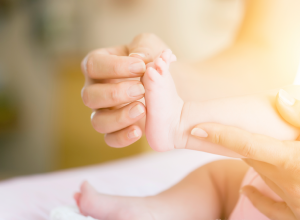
[127,33,168,64]
[276,85,300,128]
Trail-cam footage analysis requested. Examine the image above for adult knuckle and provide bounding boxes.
[279,159,293,171]
[109,86,121,103]
[211,132,221,144]
[285,183,300,196]
[240,139,255,157]
[209,127,223,144]
[115,109,126,127]
[279,141,300,170]
[211,129,229,146]
[115,111,122,125]
[112,60,123,77]
[115,83,125,99]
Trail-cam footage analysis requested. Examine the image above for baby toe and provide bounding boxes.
[170,54,177,63]
[74,192,80,202]
[146,62,155,69]
[144,67,161,83]
[74,192,81,208]
[154,57,167,74]
[161,49,172,63]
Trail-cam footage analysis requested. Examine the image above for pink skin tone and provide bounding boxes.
[74,181,155,220]
[74,50,299,219]
[74,160,249,220]
[142,49,183,152]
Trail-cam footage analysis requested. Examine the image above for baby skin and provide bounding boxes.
[74,50,299,219]
[142,49,184,151]
[74,160,249,220]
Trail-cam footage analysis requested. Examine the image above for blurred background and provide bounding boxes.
[0,0,244,178]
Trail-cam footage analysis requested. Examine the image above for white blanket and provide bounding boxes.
[0,150,228,220]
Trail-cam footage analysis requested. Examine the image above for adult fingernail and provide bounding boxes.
[91,111,96,120]
[129,62,146,74]
[129,104,145,119]
[129,53,146,58]
[82,55,89,74]
[279,89,295,106]
[127,84,145,97]
[191,128,208,138]
[128,129,140,139]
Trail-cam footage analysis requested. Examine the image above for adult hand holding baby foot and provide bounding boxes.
[191,85,300,220]
[81,33,168,148]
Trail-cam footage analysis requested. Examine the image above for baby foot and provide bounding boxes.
[142,49,184,152]
[75,181,155,220]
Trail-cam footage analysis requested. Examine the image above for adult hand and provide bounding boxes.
[191,85,300,220]
[81,33,168,148]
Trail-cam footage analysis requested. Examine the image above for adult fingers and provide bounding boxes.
[243,159,277,179]
[82,46,146,80]
[82,81,145,109]
[243,159,295,187]
[243,159,287,197]
[91,102,146,134]
[104,125,142,148]
[243,164,288,203]
[127,33,168,64]
[191,123,297,167]
[276,86,300,128]
[241,186,296,220]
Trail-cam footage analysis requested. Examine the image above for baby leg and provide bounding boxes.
[75,160,248,220]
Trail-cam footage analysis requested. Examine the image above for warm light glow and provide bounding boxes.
[293,62,300,85]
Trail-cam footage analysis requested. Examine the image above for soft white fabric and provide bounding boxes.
[0,150,228,220]
[50,206,97,220]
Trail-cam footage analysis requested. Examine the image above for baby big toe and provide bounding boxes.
[74,192,81,206]
[154,58,168,74]
[170,54,177,63]
[144,67,162,85]
[146,62,155,69]
[161,49,172,62]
